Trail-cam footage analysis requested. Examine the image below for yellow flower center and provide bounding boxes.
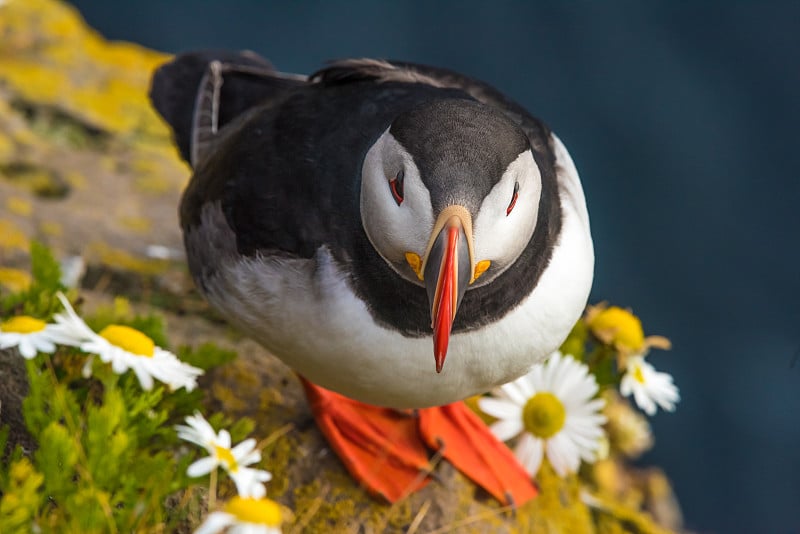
[214,445,238,472]
[1,316,47,334]
[589,306,644,352]
[223,496,282,526]
[632,363,646,384]
[522,392,566,439]
[98,325,155,357]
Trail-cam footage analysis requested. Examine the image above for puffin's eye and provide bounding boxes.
[389,169,405,206]
[506,181,519,215]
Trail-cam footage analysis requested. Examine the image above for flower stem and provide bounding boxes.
[208,467,218,510]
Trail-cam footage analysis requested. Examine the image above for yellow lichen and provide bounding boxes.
[0,219,29,251]
[6,196,33,216]
[514,461,595,533]
[119,216,151,234]
[290,470,413,533]
[88,241,169,276]
[0,0,171,139]
[0,132,14,161]
[0,267,32,292]
[39,220,63,237]
[0,162,68,198]
[64,170,87,189]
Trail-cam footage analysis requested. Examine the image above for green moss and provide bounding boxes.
[515,462,595,534]
[264,430,297,500]
[290,469,414,533]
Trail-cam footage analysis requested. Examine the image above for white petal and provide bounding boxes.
[620,375,634,396]
[19,339,37,359]
[633,387,657,416]
[500,378,533,404]
[526,364,545,392]
[187,456,218,477]
[230,468,269,498]
[33,337,56,354]
[488,418,524,442]
[546,432,579,477]
[549,356,574,394]
[131,362,154,390]
[515,434,543,476]
[194,512,235,534]
[237,451,262,468]
[81,355,94,378]
[477,397,521,420]
[231,438,258,457]
[218,430,232,449]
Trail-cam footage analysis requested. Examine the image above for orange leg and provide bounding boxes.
[418,402,538,506]
[299,377,433,502]
[299,377,537,506]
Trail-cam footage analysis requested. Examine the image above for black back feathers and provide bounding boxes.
[149,50,304,165]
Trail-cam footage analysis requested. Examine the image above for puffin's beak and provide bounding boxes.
[422,210,473,373]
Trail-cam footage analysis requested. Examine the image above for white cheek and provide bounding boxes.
[361,132,434,266]
[473,151,541,273]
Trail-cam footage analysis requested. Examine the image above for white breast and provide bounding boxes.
[189,136,593,409]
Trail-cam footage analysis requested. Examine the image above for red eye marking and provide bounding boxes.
[506,181,519,215]
[389,169,405,205]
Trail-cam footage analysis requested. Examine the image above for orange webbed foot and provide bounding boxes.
[299,377,433,502]
[418,401,538,506]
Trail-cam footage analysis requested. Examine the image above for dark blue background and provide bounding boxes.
[69,2,800,532]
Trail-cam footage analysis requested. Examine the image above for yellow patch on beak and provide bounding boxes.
[473,260,491,281]
[405,252,424,280]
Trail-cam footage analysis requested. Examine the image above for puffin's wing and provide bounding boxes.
[149,50,306,166]
[312,59,552,153]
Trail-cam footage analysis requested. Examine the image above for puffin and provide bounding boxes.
[149,51,594,506]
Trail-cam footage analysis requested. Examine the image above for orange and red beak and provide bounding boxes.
[421,211,474,373]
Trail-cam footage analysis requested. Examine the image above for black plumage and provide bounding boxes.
[150,52,563,336]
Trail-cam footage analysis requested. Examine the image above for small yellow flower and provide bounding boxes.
[176,412,272,498]
[620,355,680,416]
[478,351,607,477]
[48,292,202,391]
[195,496,283,534]
[0,315,58,359]
[98,324,155,357]
[586,303,671,357]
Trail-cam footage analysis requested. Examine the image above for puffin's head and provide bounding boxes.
[360,99,544,373]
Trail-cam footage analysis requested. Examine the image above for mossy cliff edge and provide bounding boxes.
[0,0,683,531]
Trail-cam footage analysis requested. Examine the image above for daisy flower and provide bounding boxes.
[585,304,671,355]
[195,496,283,534]
[176,412,272,498]
[620,355,680,416]
[0,315,58,359]
[49,292,203,391]
[478,351,607,477]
